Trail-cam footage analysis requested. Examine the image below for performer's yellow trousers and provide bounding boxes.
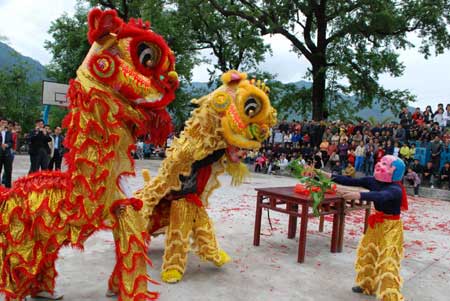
[355,220,404,301]
[162,200,223,275]
[109,206,157,301]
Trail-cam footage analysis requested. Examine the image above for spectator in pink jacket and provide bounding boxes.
[254,153,268,173]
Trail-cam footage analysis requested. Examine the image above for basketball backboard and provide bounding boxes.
[42,81,69,107]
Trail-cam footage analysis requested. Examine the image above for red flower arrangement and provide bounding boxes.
[289,160,337,216]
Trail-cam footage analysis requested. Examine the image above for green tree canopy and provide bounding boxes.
[0,64,42,132]
[174,0,270,81]
[209,0,450,120]
[45,0,273,126]
[44,3,90,83]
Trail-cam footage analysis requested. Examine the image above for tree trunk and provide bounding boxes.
[311,0,328,121]
[311,62,326,121]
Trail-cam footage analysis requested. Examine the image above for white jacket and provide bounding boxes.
[355,145,365,157]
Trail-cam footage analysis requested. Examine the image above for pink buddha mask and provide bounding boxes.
[374,155,397,182]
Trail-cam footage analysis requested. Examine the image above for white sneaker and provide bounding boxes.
[414,194,418,197]
[32,291,63,300]
[431,185,434,189]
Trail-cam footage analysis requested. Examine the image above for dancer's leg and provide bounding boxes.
[114,206,157,301]
[161,200,195,283]
[354,226,379,296]
[376,221,404,301]
[192,206,230,267]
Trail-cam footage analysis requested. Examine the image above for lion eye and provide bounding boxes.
[244,97,262,117]
[137,42,161,68]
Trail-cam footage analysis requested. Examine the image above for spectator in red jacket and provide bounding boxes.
[376,146,385,163]
[411,107,422,122]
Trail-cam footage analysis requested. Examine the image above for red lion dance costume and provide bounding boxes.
[0,9,178,301]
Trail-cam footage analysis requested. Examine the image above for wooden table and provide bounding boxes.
[253,186,342,263]
[339,199,371,251]
[253,186,371,263]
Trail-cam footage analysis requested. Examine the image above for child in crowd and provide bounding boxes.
[355,141,365,172]
[254,153,267,173]
[409,144,416,162]
[331,160,342,175]
[347,149,356,167]
[343,162,356,178]
[365,145,375,176]
[405,166,421,196]
[393,141,400,157]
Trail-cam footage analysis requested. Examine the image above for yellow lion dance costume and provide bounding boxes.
[133,70,277,283]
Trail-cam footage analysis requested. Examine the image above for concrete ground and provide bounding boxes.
[2,155,449,301]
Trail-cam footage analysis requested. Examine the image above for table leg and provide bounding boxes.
[330,212,339,253]
[364,205,371,234]
[253,192,263,246]
[337,201,345,253]
[318,215,325,232]
[287,203,297,239]
[297,204,309,263]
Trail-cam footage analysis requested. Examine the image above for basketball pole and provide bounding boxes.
[43,105,51,125]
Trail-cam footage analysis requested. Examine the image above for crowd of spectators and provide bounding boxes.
[0,117,21,188]
[249,104,450,193]
[0,115,66,189]
[3,103,450,195]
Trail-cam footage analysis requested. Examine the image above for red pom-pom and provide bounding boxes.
[87,8,123,44]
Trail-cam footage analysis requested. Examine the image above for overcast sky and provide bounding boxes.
[1,0,449,110]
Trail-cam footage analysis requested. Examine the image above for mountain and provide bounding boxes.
[0,41,47,82]
[184,79,403,121]
[0,41,408,121]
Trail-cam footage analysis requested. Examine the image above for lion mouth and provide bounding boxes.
[226,146,248,163]
[118,63,175,107]
[135,92,164,104]
[222,117,262,150]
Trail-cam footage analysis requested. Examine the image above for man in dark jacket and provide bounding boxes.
[439,162,450,189]
[0,117,13,188]
[399,107,412,139]
[49,126,65,170]
[430,136,442,175]
[410,159,424,176]
[28,119,52,173]
[422,161,434,187]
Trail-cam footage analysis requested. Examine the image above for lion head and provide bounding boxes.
[79,8,179,109]
[208,70,277,163]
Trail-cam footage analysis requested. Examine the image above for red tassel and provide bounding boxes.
[394,181,408,211]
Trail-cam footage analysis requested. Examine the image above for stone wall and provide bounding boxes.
[405,185,450,201]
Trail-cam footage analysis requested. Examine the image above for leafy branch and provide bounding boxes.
[289,159,336,216]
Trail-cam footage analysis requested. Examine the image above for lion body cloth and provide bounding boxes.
[134,71,277,283]
[0,9,178,301]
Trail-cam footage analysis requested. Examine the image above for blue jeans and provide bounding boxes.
[339,154,348,169]
[355,156,364,172]
[365,160,374,176]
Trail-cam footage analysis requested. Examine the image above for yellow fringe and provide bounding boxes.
[225,161,249,186]
[379,288,404,301]
[141,169,151,184]
[135,91,227,220]
[354,220,404,300]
